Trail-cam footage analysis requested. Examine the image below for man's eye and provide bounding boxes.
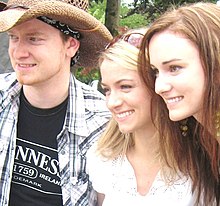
[29,37,38,42]
[8,34,18,41]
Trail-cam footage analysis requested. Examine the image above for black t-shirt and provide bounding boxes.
[9,91,68,206]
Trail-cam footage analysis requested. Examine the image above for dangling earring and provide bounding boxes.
[179,119,188,137]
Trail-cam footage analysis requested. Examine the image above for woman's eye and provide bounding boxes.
[121,85,132,90]
[170,65,182,72]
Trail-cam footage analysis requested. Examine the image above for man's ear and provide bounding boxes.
[66,37,80,57]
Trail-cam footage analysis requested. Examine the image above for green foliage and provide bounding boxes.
[74,67,101,85]
[89,0,150,31]
[124,0,217,23]
[120,3,149,28]
[120,13,149,28]
[89,0,106,23]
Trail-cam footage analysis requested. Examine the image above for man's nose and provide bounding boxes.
[11,39,30,59]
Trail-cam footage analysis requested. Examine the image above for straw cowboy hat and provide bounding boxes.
[0,0,113,68]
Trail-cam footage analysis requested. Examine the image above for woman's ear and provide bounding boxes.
[66,37,80,58]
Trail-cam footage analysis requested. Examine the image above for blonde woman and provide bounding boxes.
[87,29,195,206]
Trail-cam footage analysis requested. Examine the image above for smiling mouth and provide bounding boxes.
[166,96,183,104]
[116,111,134,118]
[18,63,36,67]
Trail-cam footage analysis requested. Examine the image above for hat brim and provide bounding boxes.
[0,1,112,68]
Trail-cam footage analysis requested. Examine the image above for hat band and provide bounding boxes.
[37,16,81,67]
[37,16,81,40]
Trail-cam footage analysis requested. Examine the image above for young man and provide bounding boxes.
[0,0,112,205]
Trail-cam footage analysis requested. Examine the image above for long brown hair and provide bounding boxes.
[139,2,220,205]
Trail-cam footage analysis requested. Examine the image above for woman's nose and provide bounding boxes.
[155,75,172,95]
[106,92,123,110]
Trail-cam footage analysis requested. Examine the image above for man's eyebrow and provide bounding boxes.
[26,31,46,36]
[7,31,45,36]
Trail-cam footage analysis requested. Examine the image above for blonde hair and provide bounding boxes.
[96,118,134,159]
[99,40,140,72]
[97,39,139,159]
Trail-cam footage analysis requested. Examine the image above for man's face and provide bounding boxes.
[8,19,77,87]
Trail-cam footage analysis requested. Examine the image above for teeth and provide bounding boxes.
[18,64,35,67]
[167,97,182,104]
[116,111,133,118]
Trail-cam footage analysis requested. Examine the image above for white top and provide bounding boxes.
[87,146,196,206]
